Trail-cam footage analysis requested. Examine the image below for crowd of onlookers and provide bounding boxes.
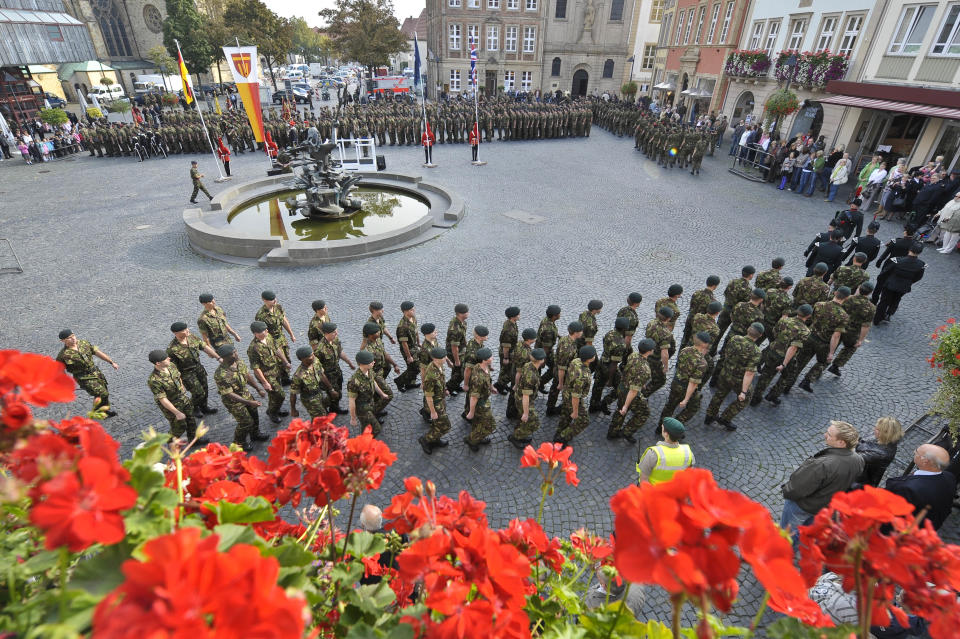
[1,122,83,165]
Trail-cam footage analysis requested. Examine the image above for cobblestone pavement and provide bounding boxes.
[2,128,958,627]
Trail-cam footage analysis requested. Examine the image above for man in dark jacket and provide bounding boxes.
[873,242,926,324]
[910,177,945,224]
[885,444,956,530]
[804,220,839,270]
[835,201,864,240]
[806,230,846,279]
[841,221,882,266]
[875,224,916,268]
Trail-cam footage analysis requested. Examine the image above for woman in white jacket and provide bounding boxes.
[825,153,850,203]
[937,192,960,254]
[860,162,888,211]
[875,158,906,218]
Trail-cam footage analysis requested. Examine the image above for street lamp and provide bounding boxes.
[627,55,635,80]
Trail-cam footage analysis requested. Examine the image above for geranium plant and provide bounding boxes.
[930,318,960,440]
[724,50,772,78]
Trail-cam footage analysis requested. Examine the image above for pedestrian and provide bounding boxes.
[827,282,875,376]
[255,290,297,385]
[445,303,469,395]
[854,416,903,487]
[189,160,212,204]
[494,306,521,393]
[704,322,763,431]
[216,137,231,177]
[636,417,694,484]
[289,346,336,419]
[394,301,421,392]
[508,347,547,448]
[885,444,957,531]
[349,350,390,437]
[752,304,812,405]
[935,192,960,254]
[56,329,119,416]
[551,346,593,447]
[247,320,290,424]
[825,153,850,202]
[422,124,435,165]
[463,346,497,452]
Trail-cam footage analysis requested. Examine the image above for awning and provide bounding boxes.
[653,82,675,91]
[819,94,960,121]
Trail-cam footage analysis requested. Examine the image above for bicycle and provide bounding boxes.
[149,134,167,159]
[132,137,147,162]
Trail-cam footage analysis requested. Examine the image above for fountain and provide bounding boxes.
[282,141,363,219]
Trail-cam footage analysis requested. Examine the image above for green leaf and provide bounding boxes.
[344,623,379,639]
[765,617,858,638]
[70,543,131,596]
[22,550,61,574]
[384,625,415,639]
[264,538,316,567]
[356,580,396,610]
[343,530,386,559]
[208,496,275,525]
[213,523,261,550]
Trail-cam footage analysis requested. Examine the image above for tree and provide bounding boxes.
[319,0,405,76]
[163,0,215,89]
[145,44,177,90]
[224,0,293,90]
[198,0,231,85]
[621,81,637,101]
[38,107,68,126]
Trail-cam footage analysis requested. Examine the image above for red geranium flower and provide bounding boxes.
[341,427,397,495]
[1,396,33,430]
[7,431,80,485]
[0,350,76,406]
[520,443,579,494]
[499,518,565,574]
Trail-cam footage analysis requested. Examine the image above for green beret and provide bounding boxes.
[261,290,276,300]
[199,293,214,303]
[707,301,723,313]
[148,349,168,364]
[568,321,584,333]
[250,321,268,333]
[312,300,326,311]
[854,252,868,261]
[706,275,720,286]
[835,286,852,299]
[628,292,642,304]
[614,317,630,330]
[216,344,235,358]
[356,350,375,365]
[658,306,674,319]
[475,325,489,337]
[294,346,312,361]
[455,303,469,314]
[505,306,520,318]
[430,346,447,360]
[578,345,597,360]
[321,322,337,334]
[749,322,765,335]
[476,347,493,360]
[58,329,73,340]
[363,322,380,336]
[369,301,384,310]
[421,322,436,335]
[400,301,415,311]
[742,265,756,275]
[694,331,713,345]
[859,281,874,294]
[814,262,828,274]
[546,304,561,316]
[530,348,547,361]
[668,284,683,297]
[781,276,794,287]
[170,321,188,332]
[772,257,786,268]
[662,417,685,440]
[521,328,537,341]
[797,304,813,316]
[587,299,603,311]
[752,288,767,300]
[635,338,655,354]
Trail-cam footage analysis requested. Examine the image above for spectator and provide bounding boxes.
[855,416,904,486]
[860,161,888,211]
[778,151,797,190]
[885,444,957,531]
[936,192,960,254]
[910,175,946,225]
[826,153,851,202]
[875,158,907,218]
[358,504,408,585]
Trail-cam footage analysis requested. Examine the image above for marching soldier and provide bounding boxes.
[255,291,297,386]
[289,346,336,420]
[167,321,221,418]
[536,305,561,391]
[196,295,235,347]
[419,347,451,454]
[348,350,391,436]
[546,321,582,416]
[189,160,212,204]
[506,328,538,419]
[681,277,719,349]
[459,325,490,417]
[616,292,643,353]
[307,300,332,350]
[589,316,629,414]
[494,306,521,393]
[315,322,354,412]
[716,265,756,349]
[214,344,269,450]
[507,348,547,448]
[147,349,205,443]
[56,329,119,416]
[247,320,290,424]
[464,347,497,452]
[642,307,675,397]
[552,346,595,447]
[445,303,469,395]
[752,305,812,405]
[606,338,655,443]
[659,332,712,427]
[704,323,764,431]
[828,282,876,376]
[395,301,421,392]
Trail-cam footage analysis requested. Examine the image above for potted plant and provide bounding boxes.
[621,80,637,101]
[930,319,960,441]
[765,88,800,119]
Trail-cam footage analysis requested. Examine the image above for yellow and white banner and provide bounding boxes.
[223,46,265,144]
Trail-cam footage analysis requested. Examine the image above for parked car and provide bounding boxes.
[43,92,66,108]
[272,88,311,104]
[87,84,125,101]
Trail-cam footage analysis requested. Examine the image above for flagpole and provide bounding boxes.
[470,38,485,166]
[415,32,426,139]
[176,38,228,182]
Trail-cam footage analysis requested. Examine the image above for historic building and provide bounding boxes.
[627,0,663,93]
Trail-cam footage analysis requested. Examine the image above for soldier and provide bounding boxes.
[716,265,756,349]
[840,221,882,265]
[459,325,490,417]
[751,305,812,405]
[419,347,451,454]
[289,346,337,420]
[805,230,846,279]
[464,346,497,452]
[642,307,675,397]
[167,321,221,418]
[506,328,538,419]
[589,316,629,414]
[348,350,391,436]
[681,277,719,348]
[255,291,297,386]
[828,282,876,376]
[307,300,332,349]
[394,301,421,392]
[214,344,268,450]
[755,257,786,290]
[494,306,521,393]
[873,242,925,325]
[360,322,400,401]
[704,323,764,431]
[762,278,795,343]
[577,299,603,354]
[536,305,561,391]
[659,332,712,427]
[367,301,397,345]
[147,349,204,442]
[416,323,440,421]
[189,160,213,204]
[793,263,831,309]
[616,292,643,353]
[546,321,582,416]
[830,253,870,292]
[552,346,595,447]
[445,303,469,395]
[710,288,766,386]
[690,136,707,175]
[247,320,290,424]
[55,329,119,416]
[315,322,354,412]
[654,285,683,331]
[606,338,655,443]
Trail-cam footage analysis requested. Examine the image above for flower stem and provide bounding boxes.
[536,482,549,525]
[671,594,685,639]
[853,550,866,639]
[57,546,69,620]
[748,591,770,636]
[604,582,630,639]
[340,493,358,562]
[861,578,876,639]
[174,449,184,529]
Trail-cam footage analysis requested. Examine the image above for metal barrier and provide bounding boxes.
[0,239,23,274]
[728,144,777,183]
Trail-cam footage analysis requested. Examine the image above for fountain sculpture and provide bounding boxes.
[283,138,363,220]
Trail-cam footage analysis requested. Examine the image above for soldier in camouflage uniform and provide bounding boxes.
[655,284,684,332]
[56,329,119,416]
[552,346,595,446]
[459,325,490,417]
[506,348,547,447]
[690,136,708,175]
[419,347,451,454]
[606,339,655,442]
[214,344,268,450]
[445,303,469,395]
[495,306,521,393]
[247,321,290,423]
[643,307,676,397]
[828,282,876,376]
[290,346,337,419]
[755,258,786,290]
[367,301,397,347]
[189,161,212,203]
[704,323,764,430]
[830,253,870,293]
[506,328,538,419]
[315,322,354,412]
[307,300,332,350]
[536,305,561,391]
[255,291,297,386]
[616,292,643,354]
[464,347,497,452]
[751,305,812,405]
[147,350,202,441]
[360,322,400,401]
[394,301,422,392]
[762,278,795,344]
[659,332,712,427]
[546,321,583,416]
[577,300,603,354]
[349,350,390,436]
[716,266,756,351]
[167,322,221,417]
[681,277,719,349]
[416,323,441,421]
[793,263,831,309]
[589,316,629,413]
[711,288,766,386]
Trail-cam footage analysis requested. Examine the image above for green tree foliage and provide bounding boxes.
[163,0,215,86]
[319,0,405,74]
[224,0,293,89]
[38,107,68,126]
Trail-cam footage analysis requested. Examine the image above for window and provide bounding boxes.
[718,2,734,43]
[683,9,694,43]
[659,13,672,45]
[449,24,461,50]
[748,21,764,49]
[787,18,807,50]
[602,59,614,77]
[488,0,499,7]
[694,7,705,43]
[551,57,561,75]
[642,43,656,69]
[525,0,536,10]
[487,25,499,50]
[449,0,461,7]
[764,20,780,54]
[838,14,862,56]
[610,0,624,21]
[521,70,532,90]
[675,10,684,45]
[650,0,663,22]
[505,25,518,51]
[450,69,461,91]
[889,5,935,54]
[706,3,719,43]
[467,24,479,46]
[46,24,64,41]
[555,0,566,18]
[504,70,515,89]
[523,26,536,52]
[932,3,960,55]
[815,15,837,51]
[468,0,480,7]
[506,0,518,9]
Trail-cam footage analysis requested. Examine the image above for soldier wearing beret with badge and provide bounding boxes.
[167,321,221,418]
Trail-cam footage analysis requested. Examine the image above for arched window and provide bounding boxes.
[551,57,561,76]
[602,59,614,78]
[609,0,624,21]
[92,0,133,57]
[555,0,566,18]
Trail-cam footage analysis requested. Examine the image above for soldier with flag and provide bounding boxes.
[422,121,435,166]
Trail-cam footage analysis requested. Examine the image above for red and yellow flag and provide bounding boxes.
[177,49,193,105]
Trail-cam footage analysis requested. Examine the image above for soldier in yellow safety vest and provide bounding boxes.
[636,417,695,484]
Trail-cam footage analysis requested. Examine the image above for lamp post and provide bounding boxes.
[627,55,635,80]
[773,53,797,137]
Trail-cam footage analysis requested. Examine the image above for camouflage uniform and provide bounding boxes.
[554,358,591,442]
[247,335,285,417]
[290,359,330,418]
[753,315,810,399]
[536,316,559,388]
[395,315,421,389]
[798,300,850,385]
[590,328,626,410]
[654,297,681,331]
[347,368,384,435]
[315,335,345,404]
[705,335,761,423]
[495,320,519,390]
[547,335,577,412]
[712,301,764,383]
[445,316,467,394]
[167,334,211,414]
[577,311,599,349]
[307,312,332,350]
[642,318,675,397]
[616,305,640,354]
[465,363,495,445]
[511,361,543,440]
[215,360,259,444]
[793,276,830,309]
[56,339,110,408]
[147,363,197,438]
[832,295,876,370]
[460,337,484,414]
[190,166,211,201]
[505,340,533,418]
[755,268,783,290]
[659,346,708,424]
[422,362,450,444]
[831,265,869,293]
[607,351,652,438]
[762,288,793,342]
[681,288,714,348]
[255,303,291,383]
[716,277,753,349]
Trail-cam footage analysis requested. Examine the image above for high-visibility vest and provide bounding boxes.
[637,444,693,485]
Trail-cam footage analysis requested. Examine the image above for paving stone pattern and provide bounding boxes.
[2,130,958,627]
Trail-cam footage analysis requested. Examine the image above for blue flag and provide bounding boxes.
[413,33,422,87]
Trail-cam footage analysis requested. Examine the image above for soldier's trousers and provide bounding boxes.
[162,396,197,438]
[396,357,420,389]
[226,402,259,442]
[356,403,382,436]
[539,351,556,388]
[274,336,291,383]
[589,365,619,408]
[800,336,832,385]
[374,375,393,414]
[546,372,562,410]
[832,331,860,369]
[753,349,787,399]
[680,319,694,351]
[608,387,650,437]
[714,309,733,353]
[706,379,752,422]
[711,333,743,383]
[643,358,666,397]
[300,392,330,418]
[446,363,464,394]
[191,182,212,200]
[325,368,344,407]
[495,355,513,389]
[512,404,541,440]
[425,401,450,443]
[659,378,701,425]
[691,157,703,173]
[465,403,496,445]
[180,366,210,412]
[76,371,110,408]
[554,396,588,442]
[766,353,806,400]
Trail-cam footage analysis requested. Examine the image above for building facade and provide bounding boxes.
[626,0,663,93]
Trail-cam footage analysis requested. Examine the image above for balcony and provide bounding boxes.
[724,49,849,91]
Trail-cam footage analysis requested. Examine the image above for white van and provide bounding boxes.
[88,84,125,101]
